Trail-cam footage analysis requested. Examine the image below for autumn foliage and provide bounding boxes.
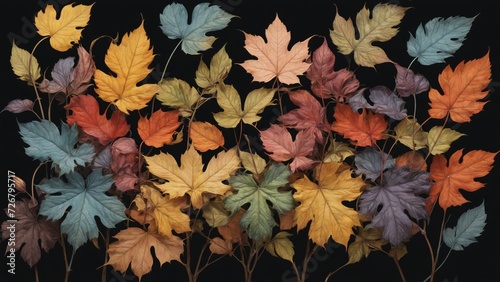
[2,1,497,282]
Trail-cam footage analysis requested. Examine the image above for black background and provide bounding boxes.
[1,0,499,281]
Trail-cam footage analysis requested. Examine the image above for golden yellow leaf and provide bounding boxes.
[394,117,428,150]
[202,199,230,227]
[347,226,386,264]
[135,185,191,237]
[292,162,365,247]
[34,3,93,52]
[427,126,465,155]
[94,20,158,114]
[323,139,355,163]
[213,83,275,128]
[105,227,183,281]
[265,231,295,263]
[239,151,267,175]
[190,121,225,152]
[330,3,408,67]
[157,78,200,117]
[10,42,41,84]
[195,44,232,92]
[144,146,240,209]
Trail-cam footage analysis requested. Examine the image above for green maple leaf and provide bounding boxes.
[18,120,95,175]
[224,163,293,242]
[38,169,126,250]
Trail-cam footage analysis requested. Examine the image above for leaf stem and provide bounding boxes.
[161,40,183,81]
[30,37,48,120]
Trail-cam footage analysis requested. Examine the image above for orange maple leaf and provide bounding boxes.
[427,149,497,211]
[65,94,130,145]
[239,14,311,85]
[428,51,491,123]
[137,109,181,148]
[331,103,387,147]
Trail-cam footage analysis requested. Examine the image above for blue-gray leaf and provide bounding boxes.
[407,15,476,66]
[159,2,236,55]
[18,120,95,175]
[443,201,486,251]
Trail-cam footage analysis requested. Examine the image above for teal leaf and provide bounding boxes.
[224,163,293,242]
[443,201,487,251]
[159,2,236,55]
[407,15,476,66]
[18,120,94,175]
[38,169,126,250]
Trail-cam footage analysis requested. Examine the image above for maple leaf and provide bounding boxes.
[407,16,476,66]
[18,120,95,175]
[239,151,267,176]
[278,89,330,143]
[134,185,191,237]
[1,198,60,267]
[359,167,430,245]
[213,83,275,128]
[66,94,130,146]
[10,42,41,84]
[138,110,181,148]
[202,199,231,228]
[292,162,365,247]
[348,86,407,120]
[195,44,232,93]
[428,51,491,123]
[260,124,316,172]
[157,78,201,117]
[331,103,388,147]
[159,2,236,55]
[347,226,387,264]
[306,38,359,100]
[394,64,429,97]
[94,20,158,114]
[354,147,395,181]
[34,3,93,52]
[39,46,95,97]
[189,121,225,152]
[394,118,428,151]
[38,169,126,250]
[144,146,240,209]
[224,163,293,242]
[330,3,408,68]
[239,14,311,85]
[427,149,497,211]
[106,227,184,281]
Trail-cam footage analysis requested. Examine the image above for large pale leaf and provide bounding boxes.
[94,21,158,114]
[159,2,235,55]
[18,120,95,175]
[330,3,408,67]
[38,170,126,250]
[34,3,93,52]
[407,16,476,66]
[443,201,486,251]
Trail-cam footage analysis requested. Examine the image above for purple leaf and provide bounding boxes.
[1,99,34,114]
[394,64,430,97]
[38,57,75,94]
[355,147,395,181]
[359,167,430,245]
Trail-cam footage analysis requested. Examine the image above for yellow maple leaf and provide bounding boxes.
[330,3,408,67]
[134,185,191,237]
[292,162,366,247]
[195,44,232,93]
[144,146,240,209]
[157,78,200,117]
[239,14,311,85]
[94,20,158,114]
[105,227,184,281]
[34,3,93,52]
[394,117,428,151]
[213,83,275,128]
[265,231,295,263]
